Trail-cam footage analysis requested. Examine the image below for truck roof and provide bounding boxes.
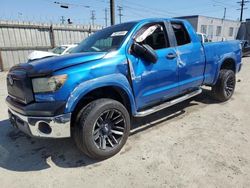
[130,17,184,24]
[109,18,185,28]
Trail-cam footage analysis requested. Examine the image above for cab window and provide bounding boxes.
[171,22,191,46]
[135,23,169,50]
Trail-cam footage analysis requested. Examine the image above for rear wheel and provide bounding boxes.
[73,99,130,160]
[212,69,236,102]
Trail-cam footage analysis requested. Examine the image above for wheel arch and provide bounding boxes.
[220,57,236,72]
[212,57,236,85]
[65,74,137,126]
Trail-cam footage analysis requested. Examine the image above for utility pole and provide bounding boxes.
[117,6,123,23]
[237,0,249,22]
[213,4,227,19]
[110,0,115,25]
[60,16,65,24]
[91,10,96,25]
[223,7,226,20]
[104,8,108,27]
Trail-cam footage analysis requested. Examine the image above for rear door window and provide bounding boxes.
[171,22,191,46]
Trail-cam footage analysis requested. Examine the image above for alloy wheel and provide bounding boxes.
[92,109,126,151]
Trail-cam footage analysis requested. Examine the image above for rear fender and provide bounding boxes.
[212,53,237,85]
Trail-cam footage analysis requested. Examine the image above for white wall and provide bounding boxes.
[178,16,241,42]
[197,16,241,42]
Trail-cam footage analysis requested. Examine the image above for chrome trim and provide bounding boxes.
[8,93,26,104]
[135,89,202,117]
[8,108,71,138]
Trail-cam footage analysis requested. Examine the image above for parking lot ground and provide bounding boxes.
[0,57,250,188]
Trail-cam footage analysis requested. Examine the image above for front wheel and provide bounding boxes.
[74,99,131,160]
[212,69,236,102]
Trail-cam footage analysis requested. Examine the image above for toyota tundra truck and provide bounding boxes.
[6,18,242,160]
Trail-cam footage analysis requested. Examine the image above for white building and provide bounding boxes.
[176,15,241,42]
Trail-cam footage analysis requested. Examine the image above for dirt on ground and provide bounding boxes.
[0,57,249,188]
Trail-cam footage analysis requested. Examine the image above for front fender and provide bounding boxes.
[65,73,137,115]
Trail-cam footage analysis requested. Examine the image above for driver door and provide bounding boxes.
[127,22,179,110]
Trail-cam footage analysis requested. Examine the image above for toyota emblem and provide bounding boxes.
[8,75,14,85]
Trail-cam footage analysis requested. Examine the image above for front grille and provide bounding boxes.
[7,70,34,104]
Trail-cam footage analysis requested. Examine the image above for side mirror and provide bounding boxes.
[131,42,158,63]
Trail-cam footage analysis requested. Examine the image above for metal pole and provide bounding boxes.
[221,18,225,41]
[91,10,96,25]
[238,0,249,22]
[223,8,227,19]
[240,0,244,22]
[118,6,123,23]
[105,8,108,27]
[60,16,65,24]
[110,0,115,25]
[49,25,55,48]
[0,51,3,71]
[213,5,227,20]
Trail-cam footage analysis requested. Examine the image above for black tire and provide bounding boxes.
[212,69,236,102]
[73,103,92,157]
[73,99,131,160]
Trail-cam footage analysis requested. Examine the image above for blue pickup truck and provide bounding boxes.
[6,18,242,159]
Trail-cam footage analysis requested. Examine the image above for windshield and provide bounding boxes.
[71,22,137,53]
[51,46,67,54]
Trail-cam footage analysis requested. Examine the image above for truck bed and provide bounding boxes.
[203,40,242,85]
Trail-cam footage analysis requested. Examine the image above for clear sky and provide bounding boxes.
[0,0,249,26]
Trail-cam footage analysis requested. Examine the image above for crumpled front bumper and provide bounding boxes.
[8,108,71,138]
[6,96,71,138]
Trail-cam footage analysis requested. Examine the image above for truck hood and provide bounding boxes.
[24,52,107,75]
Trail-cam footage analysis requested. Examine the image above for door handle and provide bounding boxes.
[166,53,177,59]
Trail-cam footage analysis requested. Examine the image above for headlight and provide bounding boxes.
[32,74,67,93]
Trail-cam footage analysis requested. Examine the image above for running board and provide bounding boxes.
[134,88,202,117]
